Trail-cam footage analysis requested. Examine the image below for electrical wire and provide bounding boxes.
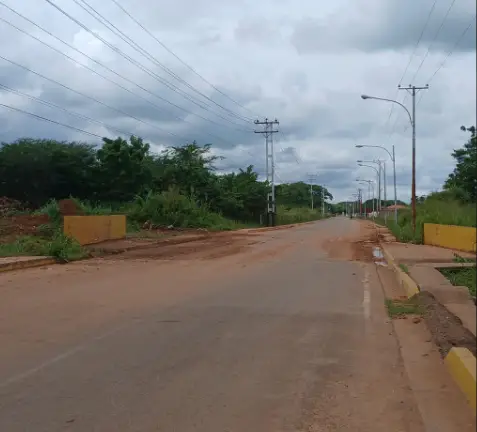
[0,54,186,140]
[0,102,104,138]
[78,0,256,123]
[109,0,261,119]
[383,0,438,130]
[401,13,476,132]
[44,0,253,126]
[389,0,458,137]
[0,4,252,139]
[0,14,249,145]
[426,14,476,85]
[408,0,458,84]
[0,84,139,138]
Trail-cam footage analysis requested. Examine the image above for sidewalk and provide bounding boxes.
[383,242,475,265]
[379,234,476,413]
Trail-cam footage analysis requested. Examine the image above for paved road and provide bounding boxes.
[0,217,425,431]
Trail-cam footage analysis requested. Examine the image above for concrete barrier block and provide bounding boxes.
[445,347,476,412]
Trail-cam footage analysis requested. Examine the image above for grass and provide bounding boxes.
[0,195,326,260]
[275,205,324,225]
[375,197,476,244]
[439,267,476,297]
[385,298,422,318]
[399,263,410,274]
[0,232,87,262]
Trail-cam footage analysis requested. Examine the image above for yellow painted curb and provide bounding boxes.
[445,347,476,412]
[381,245,420,298]
[0,257,57,273]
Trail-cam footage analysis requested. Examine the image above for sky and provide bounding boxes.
[0,0,475,203]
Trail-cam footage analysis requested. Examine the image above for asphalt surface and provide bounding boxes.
[0,217,426,431]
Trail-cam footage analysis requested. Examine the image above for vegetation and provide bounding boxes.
[385,298,422,318]
[375,125,477,243]
[440,266,476,298]
[0,136,333,259]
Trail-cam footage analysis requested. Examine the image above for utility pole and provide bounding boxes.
[322,185,326,216]
[307,173,317,210]
[398,84,429,233]
[254,118,279,226]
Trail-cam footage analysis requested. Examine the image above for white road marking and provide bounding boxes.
[0,321,134,389]
[362,265,371,320]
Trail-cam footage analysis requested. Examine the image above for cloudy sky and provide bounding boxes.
[0,0,475,202]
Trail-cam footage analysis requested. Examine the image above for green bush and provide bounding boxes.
[276,205,324,225]
[128,189,240,230]
[377,196,476,244]
[0,231,86,261]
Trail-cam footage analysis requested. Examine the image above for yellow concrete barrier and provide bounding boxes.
[423,223,476,253]
[445,347,476,412]
[63,215,126,245]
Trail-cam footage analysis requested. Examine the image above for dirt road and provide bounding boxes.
[0,217,465,431]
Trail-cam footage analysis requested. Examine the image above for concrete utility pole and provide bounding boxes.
[322,185,326,216]
[398,85,429,233]
[254,118,279,227]
[307,173,317,210]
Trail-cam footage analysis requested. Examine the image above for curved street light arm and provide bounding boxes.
[363,95,412,127]
[357,144,393,161]
[358,163,379,175]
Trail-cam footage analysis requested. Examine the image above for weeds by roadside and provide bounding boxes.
[0,231,87,261]
[439,267,476,297]
[385,298,422,318]
[399,263,410,274]
[376,197,476,244]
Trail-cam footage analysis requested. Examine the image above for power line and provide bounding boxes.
[44,0,252,126]
[426,14,476,85]
[0,102,104,138]
[0,54,186,140]
[109,0,260,119]
[383,0,438,129]
[0,3,251,138]
[389,0,458,138]
[78,0,256,123]
[0,84,139,138]
[0,16,250,145]
[402,14,476,130]
[409,0,458,83]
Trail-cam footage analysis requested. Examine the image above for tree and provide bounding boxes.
[0,138,96,207]
[444,126,477,202]
[95,136,152,201]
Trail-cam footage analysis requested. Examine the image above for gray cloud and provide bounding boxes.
[0,0,474,203]
[291,0,476,55]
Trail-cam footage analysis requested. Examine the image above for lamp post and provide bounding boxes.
[360,93,421,233]
[357,159,383,211]
[356,144,397,223]
[357,178,375,217]
[357,163,380,215]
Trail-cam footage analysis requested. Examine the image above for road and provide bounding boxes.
[0,217,425,431]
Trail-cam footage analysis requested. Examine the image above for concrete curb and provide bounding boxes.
[0,257,57,273]
[445,347,476,413]
[381,244,420,298]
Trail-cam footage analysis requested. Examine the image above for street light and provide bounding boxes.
[356,178,375,216]
[358,163,380,215]
[356,144,397,223]
[357,159,384,212]
[360,93,417,233]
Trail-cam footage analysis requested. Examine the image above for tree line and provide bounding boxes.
[0,137,332,223]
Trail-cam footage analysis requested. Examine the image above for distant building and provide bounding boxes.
[383,204,408,211]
